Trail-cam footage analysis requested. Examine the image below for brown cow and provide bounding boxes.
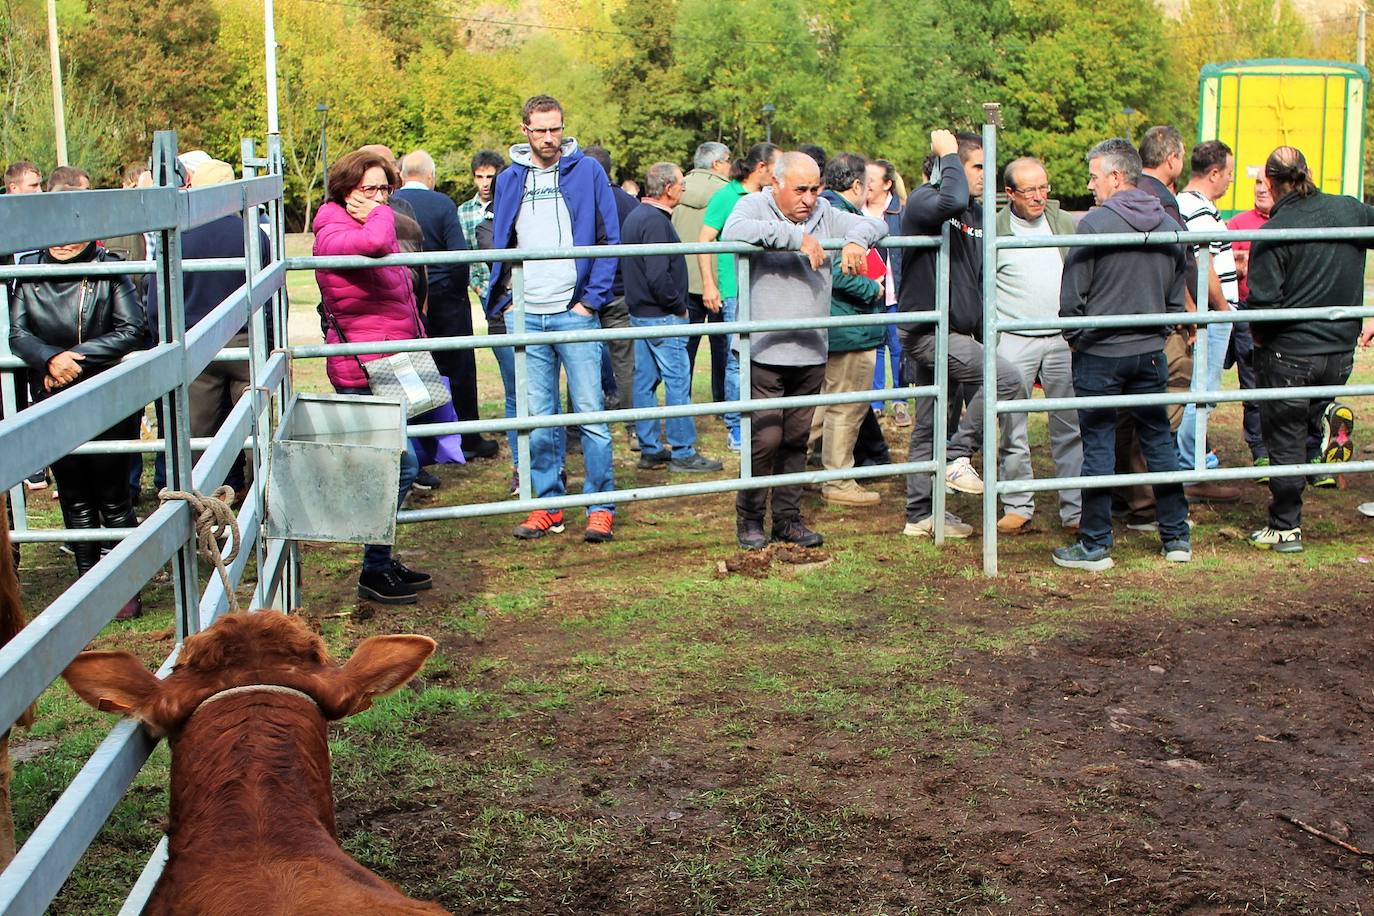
[62,611,450,915]
[2,494,35,868]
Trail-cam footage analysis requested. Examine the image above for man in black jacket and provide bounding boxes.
[1053,138,1190,572]
[1245,146,1374,553]
[621,163,723,475]
[898,130,1025,539]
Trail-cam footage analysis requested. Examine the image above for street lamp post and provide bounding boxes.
[762,103,776,144]
[316,102,329,192]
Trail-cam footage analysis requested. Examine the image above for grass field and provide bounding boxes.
[7,250,1374,913]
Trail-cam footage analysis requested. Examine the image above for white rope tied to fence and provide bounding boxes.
[158,486,241,614]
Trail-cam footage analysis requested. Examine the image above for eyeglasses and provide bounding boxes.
[523,125,565,137]
[358,184,392,197]
[1010,184,1051,196]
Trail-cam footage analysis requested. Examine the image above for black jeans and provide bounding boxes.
[736,361,826,528]
[1255,347,1354,530]
[686,293,727,402]
[1073,350,1189,550]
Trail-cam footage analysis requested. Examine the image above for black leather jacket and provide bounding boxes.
[8,243,146,402]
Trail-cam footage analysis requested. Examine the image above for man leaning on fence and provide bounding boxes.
[721,151,887,551]
[486,94,621,544]
[1244,146,1374,553]
[1054,138,1191,572]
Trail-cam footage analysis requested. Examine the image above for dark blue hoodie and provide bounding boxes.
[484,139,620,319]
[1058,187,1186,357]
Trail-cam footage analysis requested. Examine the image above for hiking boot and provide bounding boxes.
[736,518,768,551]
[772,519,823,547]
[638,450,671,470]
[996,512,1032,533]
[1052,542,1115,571]
[1254,455,1270,485]
[670,453,724,473]
[357,567,419,605]
[1126,518,1195,534]
[727,427,742,452]
[945,456,984,494]
[1248,525,1303,553]
[628,428,642,452]
[822,483,881,506]
[583,510,614,543]
[513,509,565,540]
[1310,457,1337,489]
[1161,539,1192,563]
[1320,402,1355,464]
[508,471,521,497]
[390,559,432,590]
[465,437,500,460]
[891,401,912,427]
[1185,482,1240,502]
[904,513,973,539]
[412,469,441,492]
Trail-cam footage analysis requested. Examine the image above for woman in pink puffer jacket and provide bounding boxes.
[313,149,430,605]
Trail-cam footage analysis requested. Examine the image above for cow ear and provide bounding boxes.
[319,635,436,718]
[63,651,161,717]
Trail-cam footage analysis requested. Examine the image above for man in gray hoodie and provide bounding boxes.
[1054,138,1191,572]
[722,151,888,550]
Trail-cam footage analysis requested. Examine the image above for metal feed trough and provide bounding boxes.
[265,393,405,545]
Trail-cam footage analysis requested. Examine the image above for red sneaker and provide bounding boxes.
[513,509,565,540]
[583,510,614,543]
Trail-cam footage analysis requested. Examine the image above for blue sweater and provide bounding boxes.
[485,146,621,318]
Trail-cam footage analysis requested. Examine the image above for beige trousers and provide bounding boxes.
[809,349,877,488]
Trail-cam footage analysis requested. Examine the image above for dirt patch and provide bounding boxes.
[718,544,832,578]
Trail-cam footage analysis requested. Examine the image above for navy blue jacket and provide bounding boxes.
[621,202,687,318]
[485,145,620,318]
[608,184,639,299]
[392,185,470,298]
[146,215,270,343]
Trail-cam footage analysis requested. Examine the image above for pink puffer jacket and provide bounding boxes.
[313,202,425,390]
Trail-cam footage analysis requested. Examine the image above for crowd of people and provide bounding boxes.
[6,92,1374,605]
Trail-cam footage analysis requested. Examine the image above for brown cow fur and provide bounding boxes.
[63,611,449,915]
[1,493,33,868]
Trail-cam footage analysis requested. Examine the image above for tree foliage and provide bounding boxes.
[9,0,1350,224]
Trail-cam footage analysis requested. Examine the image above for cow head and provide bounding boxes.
[62,612,436,737]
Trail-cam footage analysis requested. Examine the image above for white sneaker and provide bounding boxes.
[1248,525,1303,553]
[944,457,984,494]
[904,513,974,539]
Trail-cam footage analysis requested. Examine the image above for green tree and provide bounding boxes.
[68,0,236,167]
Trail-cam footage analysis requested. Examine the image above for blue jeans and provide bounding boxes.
[526,309,615,514]
[1176,321,1233,469]
[335,386,419,572]
[1071,350,1189,551]
[872,304,903,409]
[722,297,740,433]
[631,313,696,457]
[490,332,519,463]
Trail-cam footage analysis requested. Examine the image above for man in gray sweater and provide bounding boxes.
[1054,138,1190,572]
[722,151,888,550]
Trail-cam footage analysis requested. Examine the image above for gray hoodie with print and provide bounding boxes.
[722,189,888,366]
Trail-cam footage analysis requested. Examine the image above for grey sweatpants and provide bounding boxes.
[997,333,1082,525]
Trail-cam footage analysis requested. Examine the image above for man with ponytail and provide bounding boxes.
[1245,146,1374,553]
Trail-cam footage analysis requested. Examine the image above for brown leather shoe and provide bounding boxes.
[1185,482,1241,503]
[996,512,1032,533]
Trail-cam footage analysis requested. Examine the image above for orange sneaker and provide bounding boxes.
[583,510,614,543]
[513,509,565,540]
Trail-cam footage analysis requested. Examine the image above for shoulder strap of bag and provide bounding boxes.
[320,301,371,374]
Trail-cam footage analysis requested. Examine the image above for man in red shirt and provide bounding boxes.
[1225,176,1271,468]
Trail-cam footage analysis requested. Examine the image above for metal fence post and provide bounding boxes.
[932,225,951,544]
[152,130,202,637]
[1192,247,1212,474]
[735,255,753,484]
[981,105,1001,577]
[511,263,531,502]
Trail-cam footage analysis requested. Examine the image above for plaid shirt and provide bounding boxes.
[458,195,492,299]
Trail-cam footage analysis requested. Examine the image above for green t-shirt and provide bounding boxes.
[702,180,749,300]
